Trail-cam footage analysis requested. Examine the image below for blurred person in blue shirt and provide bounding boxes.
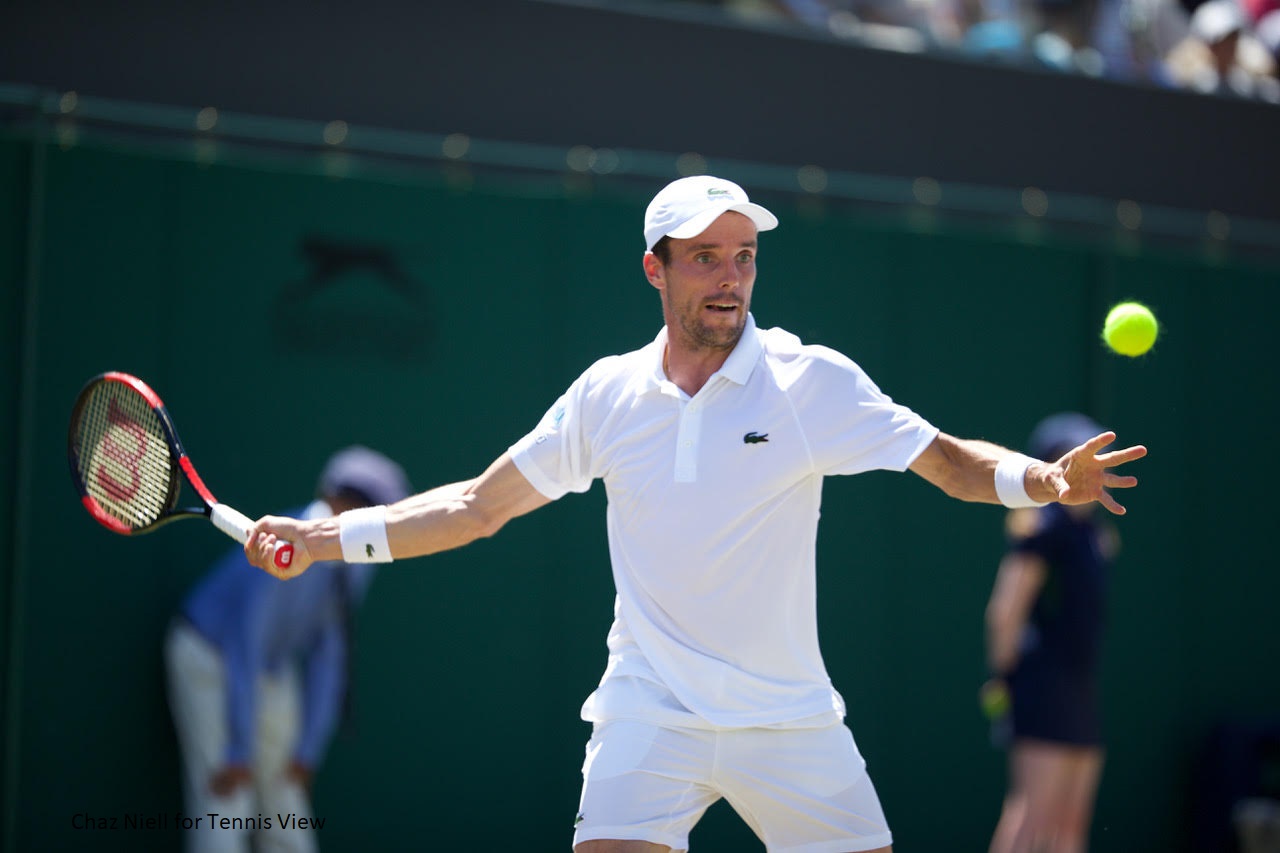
[164,446,410,853]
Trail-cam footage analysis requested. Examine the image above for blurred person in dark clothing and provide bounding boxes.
[984,413,1119,853]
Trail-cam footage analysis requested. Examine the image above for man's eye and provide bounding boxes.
[695,254,713,264]
[737,252,754,263]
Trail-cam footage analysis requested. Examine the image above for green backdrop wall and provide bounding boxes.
[2,131,1278,852]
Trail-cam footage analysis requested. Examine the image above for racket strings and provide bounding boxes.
[73,382,175,529]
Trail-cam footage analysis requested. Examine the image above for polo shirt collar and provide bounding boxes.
[717,313,762,386]
[642,313,762,393]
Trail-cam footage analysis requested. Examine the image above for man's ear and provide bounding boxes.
[643,252,665,290]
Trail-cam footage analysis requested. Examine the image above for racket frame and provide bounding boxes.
[67,371,293,569]
[68,371,213,534]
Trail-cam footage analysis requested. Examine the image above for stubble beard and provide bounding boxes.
[673,305,746,355]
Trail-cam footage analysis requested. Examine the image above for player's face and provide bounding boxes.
[647,211,758,353]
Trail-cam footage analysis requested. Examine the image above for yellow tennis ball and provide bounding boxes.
[1103,302,1159,356]
[979,679,1011,719]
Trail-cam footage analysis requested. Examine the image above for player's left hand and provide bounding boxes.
[1045,432,1147,514]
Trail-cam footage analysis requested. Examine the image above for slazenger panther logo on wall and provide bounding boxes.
[272,235,435,362]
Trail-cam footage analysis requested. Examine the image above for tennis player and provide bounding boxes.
[245,175,1146,853]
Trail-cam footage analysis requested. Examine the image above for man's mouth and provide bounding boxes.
[706,302,739,313]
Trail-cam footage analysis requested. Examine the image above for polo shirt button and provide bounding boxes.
[682,441,692,447]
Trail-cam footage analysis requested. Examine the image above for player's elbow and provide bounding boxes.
[931,465,985,503]
[472,510,509,542]
[460,501,511,544]
[912,434,991,503]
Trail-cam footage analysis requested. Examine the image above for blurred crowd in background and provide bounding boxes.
[712,0,1280,102]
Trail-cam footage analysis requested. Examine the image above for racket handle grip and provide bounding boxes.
[211,503,296,571]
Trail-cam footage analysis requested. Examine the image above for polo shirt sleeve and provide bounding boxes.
[796,346,939,475]
[508,367,599,500]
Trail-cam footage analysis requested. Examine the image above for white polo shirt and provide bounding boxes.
[509,314,938,729]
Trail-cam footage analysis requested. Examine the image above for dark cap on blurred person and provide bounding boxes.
[1027,413,1108,462]
[317,446,411,507]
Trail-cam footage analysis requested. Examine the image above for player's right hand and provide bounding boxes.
[245,515,314,579]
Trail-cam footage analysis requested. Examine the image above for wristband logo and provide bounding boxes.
[743,431,769,444]
[366,543,375,558]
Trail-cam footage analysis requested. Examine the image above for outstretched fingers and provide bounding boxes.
[1097,489,1128,516]
[1059,433,1147,513]
[1079,431,1119,455]
[1104,471,1139,490]
[1097,443,1148,467]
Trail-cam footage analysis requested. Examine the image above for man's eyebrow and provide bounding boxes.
[689,239,758,250]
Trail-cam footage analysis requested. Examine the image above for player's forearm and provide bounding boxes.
[263,454,545,574]
[299,480,491,562]
[385,480,499,557]
[917,436,1003,504]
[917,434,1058,505]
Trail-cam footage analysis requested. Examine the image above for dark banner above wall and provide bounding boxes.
[2,0,1279,222]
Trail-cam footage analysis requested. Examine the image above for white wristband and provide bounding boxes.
[994,454,1049,509]
[338,506,393,563]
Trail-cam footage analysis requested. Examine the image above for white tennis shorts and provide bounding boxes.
[573,719,893,853]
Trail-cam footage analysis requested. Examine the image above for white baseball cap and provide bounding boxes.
[643,175,779,252]
[1191,0,1245,43]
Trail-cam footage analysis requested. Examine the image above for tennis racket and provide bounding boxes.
[67,371,294,570]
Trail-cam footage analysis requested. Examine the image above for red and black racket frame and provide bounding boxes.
[67,371,222,535]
